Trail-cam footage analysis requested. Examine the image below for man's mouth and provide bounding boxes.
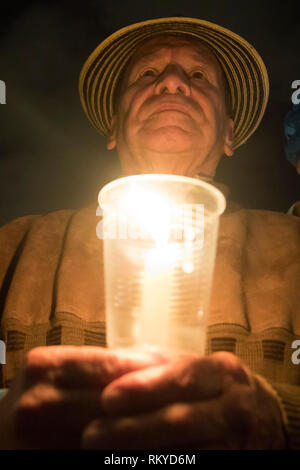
[155,109,189,116]
[148,99,192,118]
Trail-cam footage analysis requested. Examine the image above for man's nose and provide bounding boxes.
[154,64,191,96]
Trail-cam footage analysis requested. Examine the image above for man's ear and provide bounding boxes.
[106,115,117,150]
[223,118,234,157]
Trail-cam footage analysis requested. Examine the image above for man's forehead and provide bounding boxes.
[129,34,219,65]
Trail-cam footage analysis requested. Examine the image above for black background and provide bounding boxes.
[0,0,299,225]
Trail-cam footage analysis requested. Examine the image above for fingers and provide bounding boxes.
[81,400,227,450]
[80,352,280,451]
[101,356,222,414]
[22,346,168,389]
[82,375,259,450]
[4,346,169,449]
[101,352,250,414]
[15,385,103,432]
[13,385,103,449]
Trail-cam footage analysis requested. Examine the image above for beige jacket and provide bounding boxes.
[0,191,299,447]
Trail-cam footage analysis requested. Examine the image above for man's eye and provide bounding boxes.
[190,71,204,79]
[140,68,157,77]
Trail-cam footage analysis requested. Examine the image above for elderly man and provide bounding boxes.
[0,17,299,450]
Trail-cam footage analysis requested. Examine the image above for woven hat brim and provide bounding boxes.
[79,17,269,149]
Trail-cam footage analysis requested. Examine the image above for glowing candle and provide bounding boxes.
[139,243,179,349]
[99,174,226,353]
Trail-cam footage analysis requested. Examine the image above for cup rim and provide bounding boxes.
[99,174,227,216]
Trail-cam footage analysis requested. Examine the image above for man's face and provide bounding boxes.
[107,35,234,177]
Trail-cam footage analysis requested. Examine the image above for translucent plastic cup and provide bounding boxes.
[98,174,226,355]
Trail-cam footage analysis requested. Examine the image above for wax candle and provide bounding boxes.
[139,243,179,349]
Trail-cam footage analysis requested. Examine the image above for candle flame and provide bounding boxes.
[119,183,173,246]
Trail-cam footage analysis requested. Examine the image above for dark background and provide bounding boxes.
[0,0,299,225]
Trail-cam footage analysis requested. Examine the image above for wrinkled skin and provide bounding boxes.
[0,346,167,449]
[82,351,286,450]
[107,35,234,178]
[0,347,286,449]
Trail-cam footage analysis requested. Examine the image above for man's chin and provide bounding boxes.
[139,125,195,153]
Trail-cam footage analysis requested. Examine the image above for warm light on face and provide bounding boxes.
[111,36,233,178]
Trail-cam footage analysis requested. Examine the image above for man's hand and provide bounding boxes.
[0,346,166,449]
[82,351,287,450]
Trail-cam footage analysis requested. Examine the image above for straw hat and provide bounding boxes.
[79,17,269,149]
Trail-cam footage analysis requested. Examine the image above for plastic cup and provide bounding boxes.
[98,174,226,355]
